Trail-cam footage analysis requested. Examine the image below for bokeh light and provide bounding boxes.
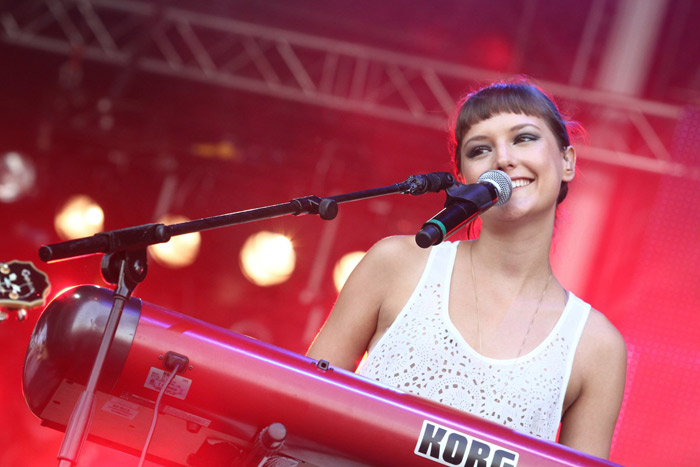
[333,250,366,293]
[54,194,104,240]
[239,231,296,286]
[148,214,202,268]
[0,151,36,203]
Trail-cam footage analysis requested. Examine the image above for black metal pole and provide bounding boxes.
[57,250,147,466]
[39,172,454,263]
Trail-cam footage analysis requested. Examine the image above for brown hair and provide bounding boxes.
[450,80,579,205]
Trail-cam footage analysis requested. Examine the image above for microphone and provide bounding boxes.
[414,170,512,248]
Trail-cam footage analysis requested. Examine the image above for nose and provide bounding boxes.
[494,142,516,171]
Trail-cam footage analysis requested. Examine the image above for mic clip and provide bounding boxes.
[444,182,496,210]
[403,172,455,195]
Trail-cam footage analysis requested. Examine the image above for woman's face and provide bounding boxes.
[458,112,575,221]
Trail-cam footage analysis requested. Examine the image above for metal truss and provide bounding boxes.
[2,0,697,179]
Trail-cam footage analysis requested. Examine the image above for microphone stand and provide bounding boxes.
[39,172,453,263]
[57,249,147,467]
[40,172,453,466]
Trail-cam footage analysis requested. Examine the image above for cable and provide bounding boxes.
[137,363,181,467]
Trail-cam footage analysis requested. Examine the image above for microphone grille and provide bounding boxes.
[478,170,512,206]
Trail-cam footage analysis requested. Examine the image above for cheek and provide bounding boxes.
[531,147,565,177]
[459,168,480,184]
[459,158,491,183]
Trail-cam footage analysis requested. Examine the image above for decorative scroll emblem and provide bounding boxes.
[0,260,50,321]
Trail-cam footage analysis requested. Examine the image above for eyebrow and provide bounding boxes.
[511,123,542,132]
[462,123,543,147]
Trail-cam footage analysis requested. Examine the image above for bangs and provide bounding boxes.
[454,84,564,145]
[460,90,553,128]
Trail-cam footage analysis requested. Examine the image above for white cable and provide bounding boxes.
[137,363,181,467]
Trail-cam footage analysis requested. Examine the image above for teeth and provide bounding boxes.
[512,179,532,188]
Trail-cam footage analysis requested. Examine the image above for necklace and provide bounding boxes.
[469,243,552,399]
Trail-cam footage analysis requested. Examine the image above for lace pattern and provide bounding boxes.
[356,242,590,441]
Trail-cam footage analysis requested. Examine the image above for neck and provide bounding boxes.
[472,211,556,281]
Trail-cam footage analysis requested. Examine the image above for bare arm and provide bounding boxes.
[306,236,420,371]
[559,310,627,459]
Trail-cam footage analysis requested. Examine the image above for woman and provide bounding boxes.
[306,81,627,459]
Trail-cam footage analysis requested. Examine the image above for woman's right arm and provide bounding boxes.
[306,236,418,371]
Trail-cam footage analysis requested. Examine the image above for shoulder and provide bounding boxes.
[350,236,437,313]
[578,306,627,378]
[368,234,429,255]
[338,235,431,297]
[362,235,432,271]
[582,307,626,355]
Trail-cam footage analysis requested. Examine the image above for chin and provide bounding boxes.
[485,202,554,225]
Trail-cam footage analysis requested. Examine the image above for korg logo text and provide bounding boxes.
[414,420,519,467]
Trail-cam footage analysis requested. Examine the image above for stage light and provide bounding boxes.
[333,251,366,293]
[148,215,201,268]
[0,151,36,203]
[239,231,296,286]
[54,195,104,240]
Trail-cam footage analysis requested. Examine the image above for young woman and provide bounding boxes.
[307,81,627,459]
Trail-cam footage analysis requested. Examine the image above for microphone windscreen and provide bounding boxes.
[477,170,512,206]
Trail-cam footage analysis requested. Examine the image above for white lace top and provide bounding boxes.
[356,241,590,440]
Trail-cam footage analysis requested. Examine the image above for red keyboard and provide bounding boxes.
[23,285,619,466]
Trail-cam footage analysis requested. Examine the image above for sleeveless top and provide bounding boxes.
[356,241,590,440]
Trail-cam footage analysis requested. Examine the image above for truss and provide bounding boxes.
[2,0,697,179]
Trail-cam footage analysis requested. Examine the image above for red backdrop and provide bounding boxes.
[1,2,700,466]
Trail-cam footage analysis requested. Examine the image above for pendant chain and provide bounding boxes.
[469,243,553,400]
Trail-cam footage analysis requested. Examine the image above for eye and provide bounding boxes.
[514,133,539,144]
[465,145,491,159]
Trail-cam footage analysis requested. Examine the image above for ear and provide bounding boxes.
[562,146,576,182]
